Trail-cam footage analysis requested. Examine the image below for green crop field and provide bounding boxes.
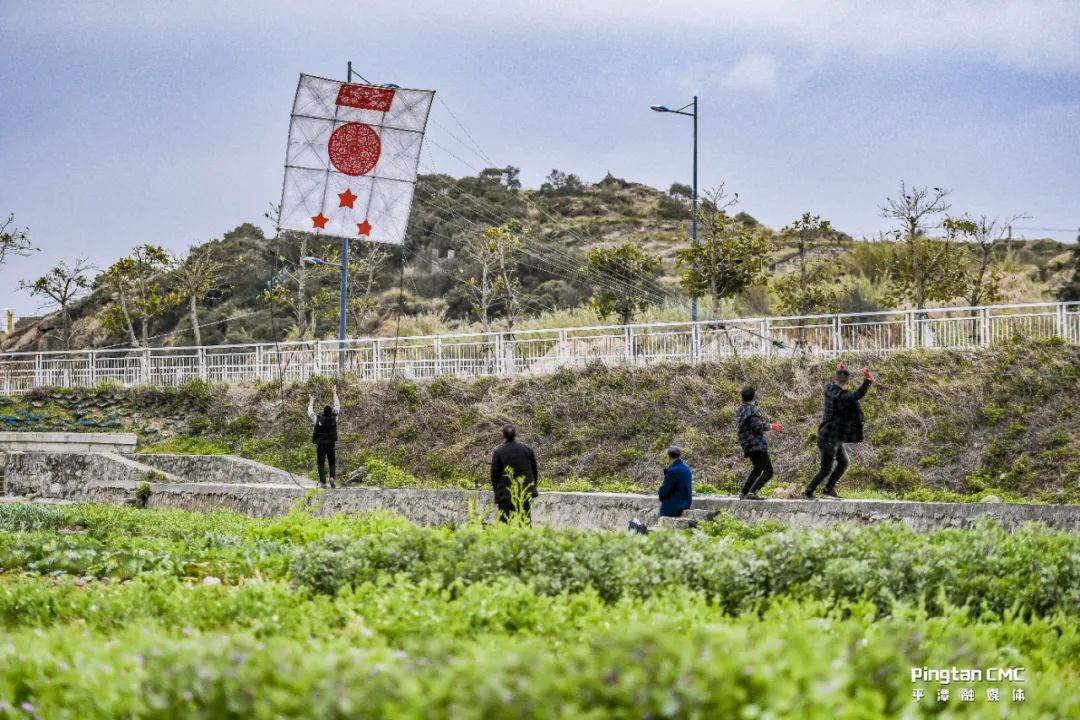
[1,502,1078,718]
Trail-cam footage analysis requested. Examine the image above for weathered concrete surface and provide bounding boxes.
[2,452,185,499]
[0,431,137,453]
[5,454,1080,532]
[123,454,308,486]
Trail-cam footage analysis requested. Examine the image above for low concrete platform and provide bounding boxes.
[0,431,137,453]
[3,452,1080,533]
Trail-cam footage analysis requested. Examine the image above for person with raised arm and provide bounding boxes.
[803,363,873,500]
[736,387,782,500]
[308,386,340,489]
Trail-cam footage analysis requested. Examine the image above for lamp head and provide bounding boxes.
[650,104,669,112]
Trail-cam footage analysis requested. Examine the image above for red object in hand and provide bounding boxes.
[863,367,873,380]
[770,423,782,432]
[836,362,846,371]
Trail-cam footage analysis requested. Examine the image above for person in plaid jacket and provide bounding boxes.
[803,363,873,500]
[735,387,782,500]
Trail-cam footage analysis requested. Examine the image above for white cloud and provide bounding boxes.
[7,1,1079,73]
[719,53,780,93]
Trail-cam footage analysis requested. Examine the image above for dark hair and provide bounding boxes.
[741,386,755,403]
[502,424,516,441]
[323,405,333,416]
[666,445,682,459]
[835,368,851,380]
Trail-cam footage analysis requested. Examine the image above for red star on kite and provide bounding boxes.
[357,219,372,236]
[311,213,328,229]
[338,188,358,208]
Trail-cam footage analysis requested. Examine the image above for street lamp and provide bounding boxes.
[651,96,698,323]
[303,255,348,373]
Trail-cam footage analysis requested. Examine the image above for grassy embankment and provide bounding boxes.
[4,339,1078,503]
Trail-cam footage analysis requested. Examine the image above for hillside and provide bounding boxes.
[5,169,1076,353]
[8,341,1079,503]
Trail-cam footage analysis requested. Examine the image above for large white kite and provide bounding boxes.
[279,74,434,245]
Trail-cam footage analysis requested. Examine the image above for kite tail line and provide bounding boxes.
[267,225,307,490]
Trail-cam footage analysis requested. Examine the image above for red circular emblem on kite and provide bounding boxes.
[328,122,381,176]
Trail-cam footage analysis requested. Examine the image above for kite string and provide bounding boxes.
[268,227,309,490]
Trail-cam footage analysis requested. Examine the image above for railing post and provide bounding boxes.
[832,315,841,355]
[558,330,568,366]
[33,354,42,387]
[434,336,443,376]
[373,339,382,379]
[980,308,991,348]
[760,319,770,356]
[624,326,633,363]
[904,311,914,349]
[691,323,700,362]
[1056,303,1067,340]
[199,347,209,381]
[494,333,504,375]
[142,349,151,384]
[88,351,97,386]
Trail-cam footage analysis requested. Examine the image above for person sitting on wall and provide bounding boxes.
[658,446,693,518]
[308,386,340,489]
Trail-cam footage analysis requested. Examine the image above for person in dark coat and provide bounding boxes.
[804,364,873,500]
[490,424,539,524]
[308,387,339,489]
[658,446,693,517]
[736,387,782,500]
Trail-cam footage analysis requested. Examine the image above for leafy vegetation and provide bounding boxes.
[0,503,1078,717]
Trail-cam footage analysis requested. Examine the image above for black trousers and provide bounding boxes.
[741,451,774,495]
[806,442,849,493]
[497,498,532,525]
[316,444,336,484]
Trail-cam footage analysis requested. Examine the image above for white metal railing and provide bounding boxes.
[1,302,1077,393]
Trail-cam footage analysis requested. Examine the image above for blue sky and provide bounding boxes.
[1,0,1078,316]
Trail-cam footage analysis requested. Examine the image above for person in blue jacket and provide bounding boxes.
[658,446,693,517]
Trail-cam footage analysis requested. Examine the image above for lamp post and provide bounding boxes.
[304,255,347,372]
[650,97,698,323]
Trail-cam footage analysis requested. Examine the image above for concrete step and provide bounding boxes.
[657,515,698,530]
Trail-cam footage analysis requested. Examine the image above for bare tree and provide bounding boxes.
[347,240,390,335]
[19,258,93,349]
[460,226,502,333]
[0,213,36,267]
[880,182,964,309]
[491,223,526,331]
[944,213,1028,307]
[171,244,228,345]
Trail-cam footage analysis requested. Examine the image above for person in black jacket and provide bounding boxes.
[736,387,782,500]
[803,364,873,501]
[308,387,339,489]
[490,424,539,524]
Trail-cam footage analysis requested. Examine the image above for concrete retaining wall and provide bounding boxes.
[123,454,306,486]
[6,451,1080,532]
[2,452,185,499]
[0,432,137,453]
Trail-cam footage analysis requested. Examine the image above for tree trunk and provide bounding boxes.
[189,294,202,346]
[118,291,138,347]
[480,265,490,334]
